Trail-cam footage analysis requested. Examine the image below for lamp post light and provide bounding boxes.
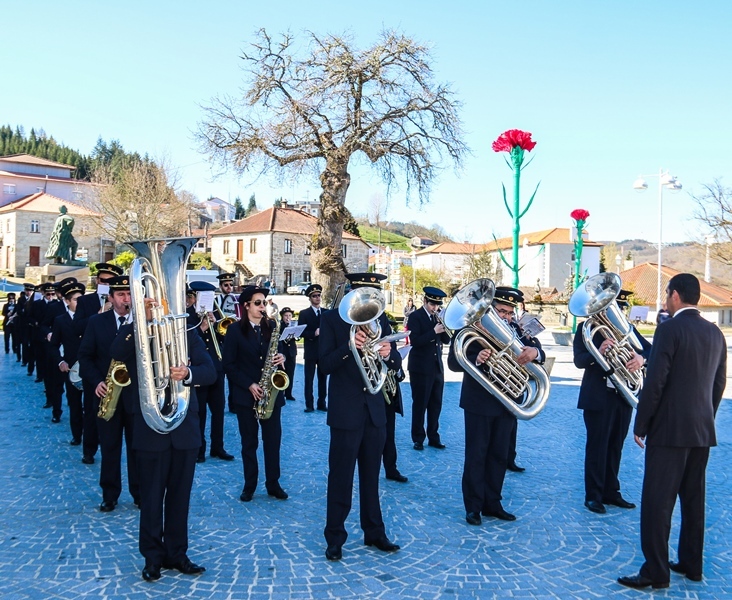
[633,168,682,314]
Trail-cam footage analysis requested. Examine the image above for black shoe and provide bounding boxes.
[317,405,327,412]
[604,496,636,509]
[428,441,446,449]
[325,545,342,561]
[482,507,516,521]
[585,500,607,514]
[507,461,526,472]
[163,557,205,575]
[51,416,61,423]
[267,487,289,500]
[669,562,702,582]
[466,512,482,526]
[133,498,140,508]
[42,402,52,408]
[386,472,408,483]
[82,455,95,465]
[240,490,254,502]
[304,407,315,413]
[617,573,669,589]
[365,537,400,552]
[35,378,43,383]
[99,500,117,512]
[211,450,235,461]
[142,562,161,581]
[286,396,296,401]
[69,438,81,446]
[413,442,424,451]
[196,455,205,464]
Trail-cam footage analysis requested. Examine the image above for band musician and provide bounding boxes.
[298,284,328,412]
[279,306,298,401]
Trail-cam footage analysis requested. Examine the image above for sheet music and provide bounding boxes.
[398,345,412,360]
[196,291,215,313]
[518,313,545,338]
[281,324,306,340]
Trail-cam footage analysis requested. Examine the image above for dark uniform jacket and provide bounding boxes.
[49,310,84,367]
[407,307,450,375]
[298,306,325,361]
[78,310,121,391]
[74,292,105,330]
[574,320,652,411]
[319,310,402,430]
[634,309,727,447]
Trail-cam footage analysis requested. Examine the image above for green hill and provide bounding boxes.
[358,225,412,252]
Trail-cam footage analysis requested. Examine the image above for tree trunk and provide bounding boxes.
[311,158,351,303]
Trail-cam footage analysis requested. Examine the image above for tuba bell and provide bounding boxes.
[444,278,551,420]
[568,272,645,408]
[128,238,198,434]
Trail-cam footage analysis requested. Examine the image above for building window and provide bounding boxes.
[284,238,292,254]
[341,244,347,258]
[3,184,15,195]
[249,238,257,253]
[223,240,230,254]
[304,245,311,255]
[30,220,40,233]
[284,269,292,288]
[303,270,311,282]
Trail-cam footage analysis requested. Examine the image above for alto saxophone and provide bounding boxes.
[98,360,131,421]
[254,305,289,421]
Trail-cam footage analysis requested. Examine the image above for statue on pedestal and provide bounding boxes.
[46,205,80,265]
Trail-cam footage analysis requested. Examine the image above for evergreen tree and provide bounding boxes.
[234,196,245,219]
[245,193,257,217]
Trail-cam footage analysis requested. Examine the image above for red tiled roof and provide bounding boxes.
[620,262,732,307]
[0,153,77,170]
[210,207,362,241]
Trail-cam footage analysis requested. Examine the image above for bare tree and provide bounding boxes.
[691,179,732,264]
[197,28,466,299]
[368,192,388,227]
[463,247,502,283]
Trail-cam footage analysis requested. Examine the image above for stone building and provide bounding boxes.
[210,207,369,289]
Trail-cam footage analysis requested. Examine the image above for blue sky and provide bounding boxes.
[2,1,729,245]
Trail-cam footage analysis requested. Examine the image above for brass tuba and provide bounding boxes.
[568,272,645,408]
[254,302,290,420]
[128,238,198,434]
[339,287,407,395]
[444,278,550,420]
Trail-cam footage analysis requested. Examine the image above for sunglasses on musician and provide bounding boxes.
[248,300,265,306]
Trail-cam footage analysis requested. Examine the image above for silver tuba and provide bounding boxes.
[444,278,550,420]
[569,272,645,408]
[339,286,407,395]
[128,238,198,434]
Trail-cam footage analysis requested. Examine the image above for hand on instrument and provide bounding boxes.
[634,434,645,449]
[249,382,264,401]
[476,348,492,366]
[200,316,210,332]
[144,297,158,322]
[46,333,52,342]
[516,346,539,365]
[273,353,285,368]
[170,365,189,381]
[376,343,391,359]
[599,339,614,356]
[434,323,445,334]
[59,361,70,373]
[315,327,320,337]
[625,352,644,373]
[95,381,108,398]
[354,328,369,350]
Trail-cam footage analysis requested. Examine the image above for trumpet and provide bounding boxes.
[213,301,238,335]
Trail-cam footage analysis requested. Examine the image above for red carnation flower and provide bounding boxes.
[570,209,590,221]
[492,129,537,153]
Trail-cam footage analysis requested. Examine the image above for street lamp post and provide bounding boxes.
[633,168,682,314]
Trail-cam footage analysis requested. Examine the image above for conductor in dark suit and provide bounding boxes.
[448,287,545,526]
[279,307,298,401]
[321,272,402,561]
[111,300,216,582]
[574,289,652,515]
[408,286,450,450]
[619,274,727,590]
[298,283,328,412]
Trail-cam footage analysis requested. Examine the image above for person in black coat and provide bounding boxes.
[2,292,19,356]
[279,306,298,401]
[49,281,87,445]
[321,272,402,561]
[222,286,288,502]
[111,301,216,582]
[448,287,545,526]
[298,283,328,412]
[574,289,652,515]
[619,274,727,590]
[30,282,58,388]
[382,362,408,483]
[407,286,450,450]
[78,275,139,510]
[19,283,37,374]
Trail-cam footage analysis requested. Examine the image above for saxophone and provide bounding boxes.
[97,360,131,420]
[254,303,289,420]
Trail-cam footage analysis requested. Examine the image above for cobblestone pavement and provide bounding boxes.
[1,332,731,599]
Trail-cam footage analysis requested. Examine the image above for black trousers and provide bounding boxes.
[33,334,46,381]
[46,361,65,419]
[382,400,399,477]
[136,447,197,565]
[640,446,710,582]
[325,407,387,548]
[284,355,296,398]
[462,410,514,514]
[409,369,444,445]
[304,359,327,409]
[197,373,226,456]
[97,401,139,504]
[64,375,84,442]
[81,383,99,458]
[235,401,282,494]
[582,390,633,503]
[22,327,34,372]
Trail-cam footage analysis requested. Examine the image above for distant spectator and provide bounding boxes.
[656,305,670,325]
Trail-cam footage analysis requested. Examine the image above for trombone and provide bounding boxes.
[214,295,239,335]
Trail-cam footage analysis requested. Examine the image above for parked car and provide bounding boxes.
[287,281,310,295]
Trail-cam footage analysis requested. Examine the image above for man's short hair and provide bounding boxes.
[667,273,700,305]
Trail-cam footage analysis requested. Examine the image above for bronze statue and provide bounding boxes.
[46,205,79,264]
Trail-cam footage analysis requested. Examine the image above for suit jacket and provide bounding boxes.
[39,300,65,338]
[319,310,402,430]
[49,311,84,367]
[78,310,121,390]
[574,320,652,411]
[299,305,325,361]
[74,292,104,331]
[222,319,286,411]
[280,320,298,360]
[111,325,215,451]
[407,307,450,374]
[196,321,224,374]
[2,301,17,329]
[448,320,545,417]
[634,309,727,447]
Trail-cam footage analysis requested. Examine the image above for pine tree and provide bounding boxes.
[245,193,257,217]
[234,196,245,219]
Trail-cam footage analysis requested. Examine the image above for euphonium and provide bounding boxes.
[443,278,550,420]
[255,302,289,420]
[568,272,645,408]
[338,287,407,395]
[128,238,198,434]
[97,359,131,420]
